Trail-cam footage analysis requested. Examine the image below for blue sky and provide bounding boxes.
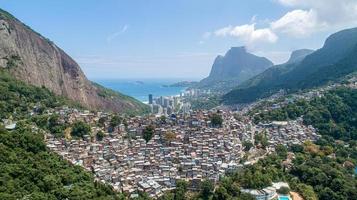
[1,0,357,79]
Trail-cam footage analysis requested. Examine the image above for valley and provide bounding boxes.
[1,2,357,200]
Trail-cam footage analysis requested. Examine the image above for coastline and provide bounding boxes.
[93,79,188,102]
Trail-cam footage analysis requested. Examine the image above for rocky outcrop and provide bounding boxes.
[0,9,148,114]
[196,47,273,92]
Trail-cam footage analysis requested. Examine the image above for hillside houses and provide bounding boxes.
[45,109,319,198]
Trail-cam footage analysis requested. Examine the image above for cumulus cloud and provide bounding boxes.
[212,0,357,44]
[275,0,357,32]
[276,0,302,7]
[214,23,278,44]
[271,9,325,37]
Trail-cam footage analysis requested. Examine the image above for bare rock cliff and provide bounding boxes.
[0,9,148,114]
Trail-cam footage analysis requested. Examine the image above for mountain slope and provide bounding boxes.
[196,47,273,91]
[0,9,148,114]
[223,28,357,104]
[237,49,314,91]
[286,49,314,64]
[0,70,123,199]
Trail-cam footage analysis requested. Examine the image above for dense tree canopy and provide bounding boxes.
[254,88,357,141]
[0,70,124,199]
[210,113,223,128]
[71,121,91,138]
[110,115,122,128]
[0,70,74,120]
[251,87,357,200]
[199,180,214,200]
[0,124,124,200]
[143,125,155,143]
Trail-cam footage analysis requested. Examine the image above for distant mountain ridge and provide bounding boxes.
[286,49,314,64]
[196,47,273,91]
[0,9,148,114]
[223,27,357,105]
[164,81,198,88]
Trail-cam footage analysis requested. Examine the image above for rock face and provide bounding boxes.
[0,9,148,114]
[197,47,273,91]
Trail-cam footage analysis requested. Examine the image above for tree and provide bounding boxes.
[200,180,214,200]
[213,186,230,200]
[174,180,188,200]
[160,115,167,124]
[159,192,174,200]
[164,131,176,144]
[71,121,91,138]
[296,183,318,200]
[290,144,304,153]
[98,117,107,127]
[43,174,62,191]
[143,125,155,143]
[110,115,121,128]
[32,115,48,129]
[277,186,290,195]
[210,113,223,127]
[239,169,272,189]
[0,125,121,199]
[48,114,65,137]
[276,144,288,159]
[254,132,269,148]
[97,131,105,141]
[219,177,240,197]
[243,141,253,151]
[239,193,256,200]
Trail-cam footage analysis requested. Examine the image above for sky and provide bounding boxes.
[1,0,357,80]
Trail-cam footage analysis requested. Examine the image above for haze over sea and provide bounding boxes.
[94,79,188,103]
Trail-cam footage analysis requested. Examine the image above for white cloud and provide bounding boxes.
[214,24,278,44]
[212,0,357,43]
[250,15,258,23]
[276,0,301,7]
[271,9,325,37]
[214,26,233,37]
[106,25,129,43]
[275,0,357,31]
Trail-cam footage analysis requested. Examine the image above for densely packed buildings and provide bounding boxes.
[45,107,319,198]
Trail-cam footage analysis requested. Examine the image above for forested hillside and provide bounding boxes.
[223,28,357,104]
[253,88,357,140]
[0,70,124,199]
[246,87,357,200]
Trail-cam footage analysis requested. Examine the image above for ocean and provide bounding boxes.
[94,79,187,103]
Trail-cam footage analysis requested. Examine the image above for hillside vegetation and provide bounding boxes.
[223,28,357,104]
[0,70,124,199]
[254,88,357,141]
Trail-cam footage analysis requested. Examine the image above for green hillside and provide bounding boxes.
[245,87,357,200]
[0,70,125,199]
[0,126,124,200]
[254,88,357,141]
[223,28,357,104]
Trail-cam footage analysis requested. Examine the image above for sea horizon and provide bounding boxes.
[93,78,193,102]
